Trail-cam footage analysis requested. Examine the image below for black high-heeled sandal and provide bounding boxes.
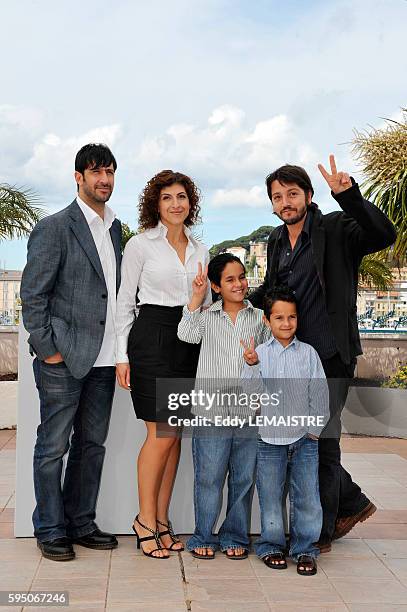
[156,519,185,551]
[132,515,169,559]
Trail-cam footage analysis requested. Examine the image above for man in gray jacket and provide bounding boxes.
[21,143,122,561]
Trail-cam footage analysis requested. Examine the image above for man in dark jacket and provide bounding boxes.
[249,155,397,550]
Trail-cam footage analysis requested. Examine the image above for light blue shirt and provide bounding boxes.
[241,335,329,444]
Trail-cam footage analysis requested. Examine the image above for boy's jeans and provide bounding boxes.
[187,425,257,552]
[255,435,321,561]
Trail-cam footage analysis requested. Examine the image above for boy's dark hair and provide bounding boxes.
[208,253,246,302]
[75,143,117,175]
[265,164,314,201]
[263,285,297,319]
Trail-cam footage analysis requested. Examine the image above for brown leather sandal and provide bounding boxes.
[262,552,287,569]
[297,555,317,575]
[223,548,248,560]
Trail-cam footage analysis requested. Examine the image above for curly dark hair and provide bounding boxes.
[138,169,202,230]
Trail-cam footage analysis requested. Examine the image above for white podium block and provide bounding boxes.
[15,323,261,537]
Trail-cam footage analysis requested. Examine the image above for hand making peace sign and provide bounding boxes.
[240,336,259,366]
[192,262,209,302]
[318,154,352,195]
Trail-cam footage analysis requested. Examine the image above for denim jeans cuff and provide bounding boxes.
[220,543,249,551]
[186,537,218,552]
[257,547,285,559]
[36,530,67,544]
[291,551,319,562]
[67,522,98,539]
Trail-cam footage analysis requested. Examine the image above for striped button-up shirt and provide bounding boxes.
[177,299,270,418]
[242,336,329,444]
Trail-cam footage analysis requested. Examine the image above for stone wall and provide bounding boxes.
[356,335,407,379]
[1,329,406,378]
[0,328,18,374]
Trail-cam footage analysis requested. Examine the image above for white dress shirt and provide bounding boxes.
[116,221,211,363]
[76,196,117,367]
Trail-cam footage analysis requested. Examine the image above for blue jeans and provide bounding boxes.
[32,358,116,542]
[187,425,257,551]
[255,435,321,561]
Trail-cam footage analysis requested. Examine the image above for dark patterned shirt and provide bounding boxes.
[277,210,337,359]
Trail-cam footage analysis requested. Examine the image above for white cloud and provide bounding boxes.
[0,105,43,132]
[0,107,122,202]
[0,105,44,183]
[23,124,122,193]
[132,105,319,191]
[212,185,266,209]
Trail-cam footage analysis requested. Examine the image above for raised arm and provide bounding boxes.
[177,263,208,344]
[20,218,62,360]
[318,154,397,255]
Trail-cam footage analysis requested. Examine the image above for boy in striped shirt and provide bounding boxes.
[178,253,269,560]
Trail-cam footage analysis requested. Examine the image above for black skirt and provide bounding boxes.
[127,304,201,422]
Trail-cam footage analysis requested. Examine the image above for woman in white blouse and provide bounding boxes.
[116,170,211,559]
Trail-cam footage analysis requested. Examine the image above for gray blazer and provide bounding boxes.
[21,200,122,379]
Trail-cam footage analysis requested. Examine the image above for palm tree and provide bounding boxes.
[0,184,43,241]
[359,252,393,291]
[351,108,407,265]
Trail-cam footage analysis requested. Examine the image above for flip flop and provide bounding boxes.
[262,552,287,569]
[297,555,317,576]
[223,549,248,560]
[191,548,215,560]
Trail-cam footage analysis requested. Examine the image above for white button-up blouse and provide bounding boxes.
[116,221,211,363]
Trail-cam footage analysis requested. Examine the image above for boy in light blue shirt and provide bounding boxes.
[242,286,329,575]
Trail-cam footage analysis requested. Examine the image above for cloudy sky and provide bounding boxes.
[1,0,406,269]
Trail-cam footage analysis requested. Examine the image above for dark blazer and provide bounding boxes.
[21,200,122,379]
[249,183,397,364]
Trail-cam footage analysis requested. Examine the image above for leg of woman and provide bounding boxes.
[156,436,184,550]
[135,421,178,557]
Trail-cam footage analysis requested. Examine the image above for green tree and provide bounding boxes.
[358,252,393,291]
[121,222,136,252]
[352,109,407,265]
[0,184,43,240]
[209,225,274,258]
[246,254,257,275]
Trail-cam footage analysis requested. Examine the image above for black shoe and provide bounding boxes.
[73,528,118,550]
[37,537,75,561]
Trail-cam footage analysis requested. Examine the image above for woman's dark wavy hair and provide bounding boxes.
[138,169,201,230]
[208,253,246,302]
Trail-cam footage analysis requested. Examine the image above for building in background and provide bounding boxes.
[249,241,267,278]
[0,270,22,325]
[357,267,407,329]
[225,246,247,266]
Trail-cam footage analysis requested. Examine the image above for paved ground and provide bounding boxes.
[1,430,407,611]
